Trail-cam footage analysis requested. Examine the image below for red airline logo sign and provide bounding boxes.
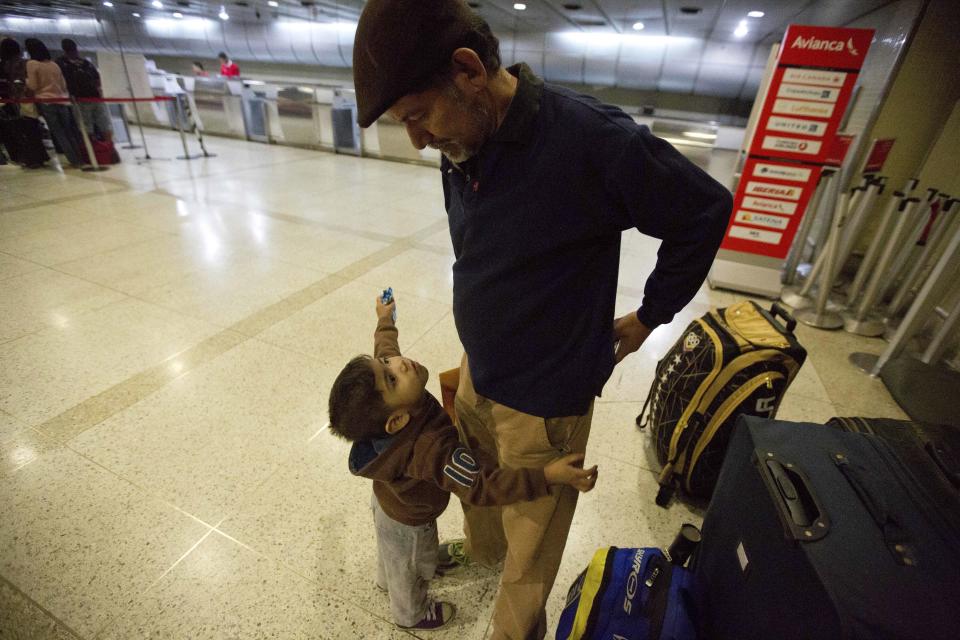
[777,25,876,70]
[723,24,874,260]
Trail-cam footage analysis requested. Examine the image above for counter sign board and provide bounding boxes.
[718,24,874,271]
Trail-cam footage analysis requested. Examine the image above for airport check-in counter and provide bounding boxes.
[191,77,246,138]
[137,73,441,166]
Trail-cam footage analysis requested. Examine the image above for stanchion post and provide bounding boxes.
[780,174,842,309]
[861,221,960,377]
[845,190,905,304]
[182,94,216,158]
[920,294,960,365]
[832,179,884,284]
[116,36,152,159]
[887,195,955,317]
[782,171,831,286]
[174,96,201,161]
[843,197,920,336]
[879,188,938,302]
[795,193,849,329]
[71,98,108,173]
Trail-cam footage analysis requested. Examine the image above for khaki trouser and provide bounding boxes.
[454,354,594,640]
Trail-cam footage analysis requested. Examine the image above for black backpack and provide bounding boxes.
[58,57,100,98]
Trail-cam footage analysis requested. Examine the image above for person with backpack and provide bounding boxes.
[56,38,112,143]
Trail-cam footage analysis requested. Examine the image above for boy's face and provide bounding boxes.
[371,355,428,412]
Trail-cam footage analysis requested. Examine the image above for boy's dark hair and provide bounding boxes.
[328,355,392,442]
[24,38,51,62]
[61,39,78,54]
[218,52,228,60]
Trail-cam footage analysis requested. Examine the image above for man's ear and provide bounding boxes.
[385,410,410,435]
[450,47,488,94]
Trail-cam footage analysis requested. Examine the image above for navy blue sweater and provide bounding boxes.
[443,64,732,418]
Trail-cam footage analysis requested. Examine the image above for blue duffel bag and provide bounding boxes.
[555,547,697,640]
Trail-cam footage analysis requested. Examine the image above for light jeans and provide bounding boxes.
[76,102,112,139]
[371,493,439,627]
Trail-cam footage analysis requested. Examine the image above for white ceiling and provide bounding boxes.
[1,1,901,102]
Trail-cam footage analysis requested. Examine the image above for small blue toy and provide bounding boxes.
[381,287,397,323]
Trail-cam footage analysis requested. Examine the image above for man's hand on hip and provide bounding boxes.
[613,313,653,363]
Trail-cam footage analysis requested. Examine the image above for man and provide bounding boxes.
[218,52,240,78]
[56,39,112,143]
[352,1,733,638]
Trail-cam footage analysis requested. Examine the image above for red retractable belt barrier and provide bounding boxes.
[0,96,174,104]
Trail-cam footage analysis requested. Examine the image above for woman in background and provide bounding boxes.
[24,37,84,167]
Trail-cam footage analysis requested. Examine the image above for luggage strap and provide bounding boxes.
[835,454,916,566]
[656,414,703,507]
[636,375,658,430]
[642,553,675,640]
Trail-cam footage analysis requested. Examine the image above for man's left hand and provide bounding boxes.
[613,313,652,364]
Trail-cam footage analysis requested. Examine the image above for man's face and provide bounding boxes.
[371,355,429,411]
[387,83,495,163]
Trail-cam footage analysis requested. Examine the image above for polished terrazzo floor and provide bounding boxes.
[0,130,907,639]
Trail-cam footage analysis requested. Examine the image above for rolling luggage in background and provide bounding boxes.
[556,547,697,640]
[637,301,805,506]
[694,416,960,640]
[827,416,960,494]
[0,116,49,167]
[90,138,120,165]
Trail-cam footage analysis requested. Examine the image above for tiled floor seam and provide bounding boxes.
[201,528,420,637]
[0,574,86,640]
[1,185,131,213]
[89,528,218,640]
[148,182,432,246]
[17,223,445,459]
[33,330,248,444]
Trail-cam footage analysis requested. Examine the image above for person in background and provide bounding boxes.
[191,61,209,77]
[24,37,84,167]
[218,52,240,77]
[0,37,26,165]
[56,39,112,143]
[0,37,27,114]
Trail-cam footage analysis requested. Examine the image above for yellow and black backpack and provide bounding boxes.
[638,301,806,506]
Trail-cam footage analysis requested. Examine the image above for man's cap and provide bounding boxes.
[353,0,478,128]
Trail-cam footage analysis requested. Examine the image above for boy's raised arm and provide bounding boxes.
[374,295,401,358]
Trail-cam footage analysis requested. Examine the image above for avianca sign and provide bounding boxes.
[778,25,874,70]
[790,35,860,57]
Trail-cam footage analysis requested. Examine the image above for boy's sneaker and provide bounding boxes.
[436,539,470,575]
[398,601,456,631]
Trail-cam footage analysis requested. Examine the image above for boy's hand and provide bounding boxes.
[376,296,396,323]
[544,453,598,493]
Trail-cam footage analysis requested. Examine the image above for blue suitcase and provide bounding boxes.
[694,416,960,640]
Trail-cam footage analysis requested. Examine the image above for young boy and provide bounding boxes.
[328,294,598,631]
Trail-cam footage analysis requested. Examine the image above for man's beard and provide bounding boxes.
[430,85,495,163]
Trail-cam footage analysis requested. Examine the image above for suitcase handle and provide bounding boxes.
[769,302,797,333]
[834,453,917,565]
[755,451,830,542]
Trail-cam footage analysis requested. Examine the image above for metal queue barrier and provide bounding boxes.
[776,165,959,422]
[847,201,960,423]
[0,95,188,171]
[781,170,835,288]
